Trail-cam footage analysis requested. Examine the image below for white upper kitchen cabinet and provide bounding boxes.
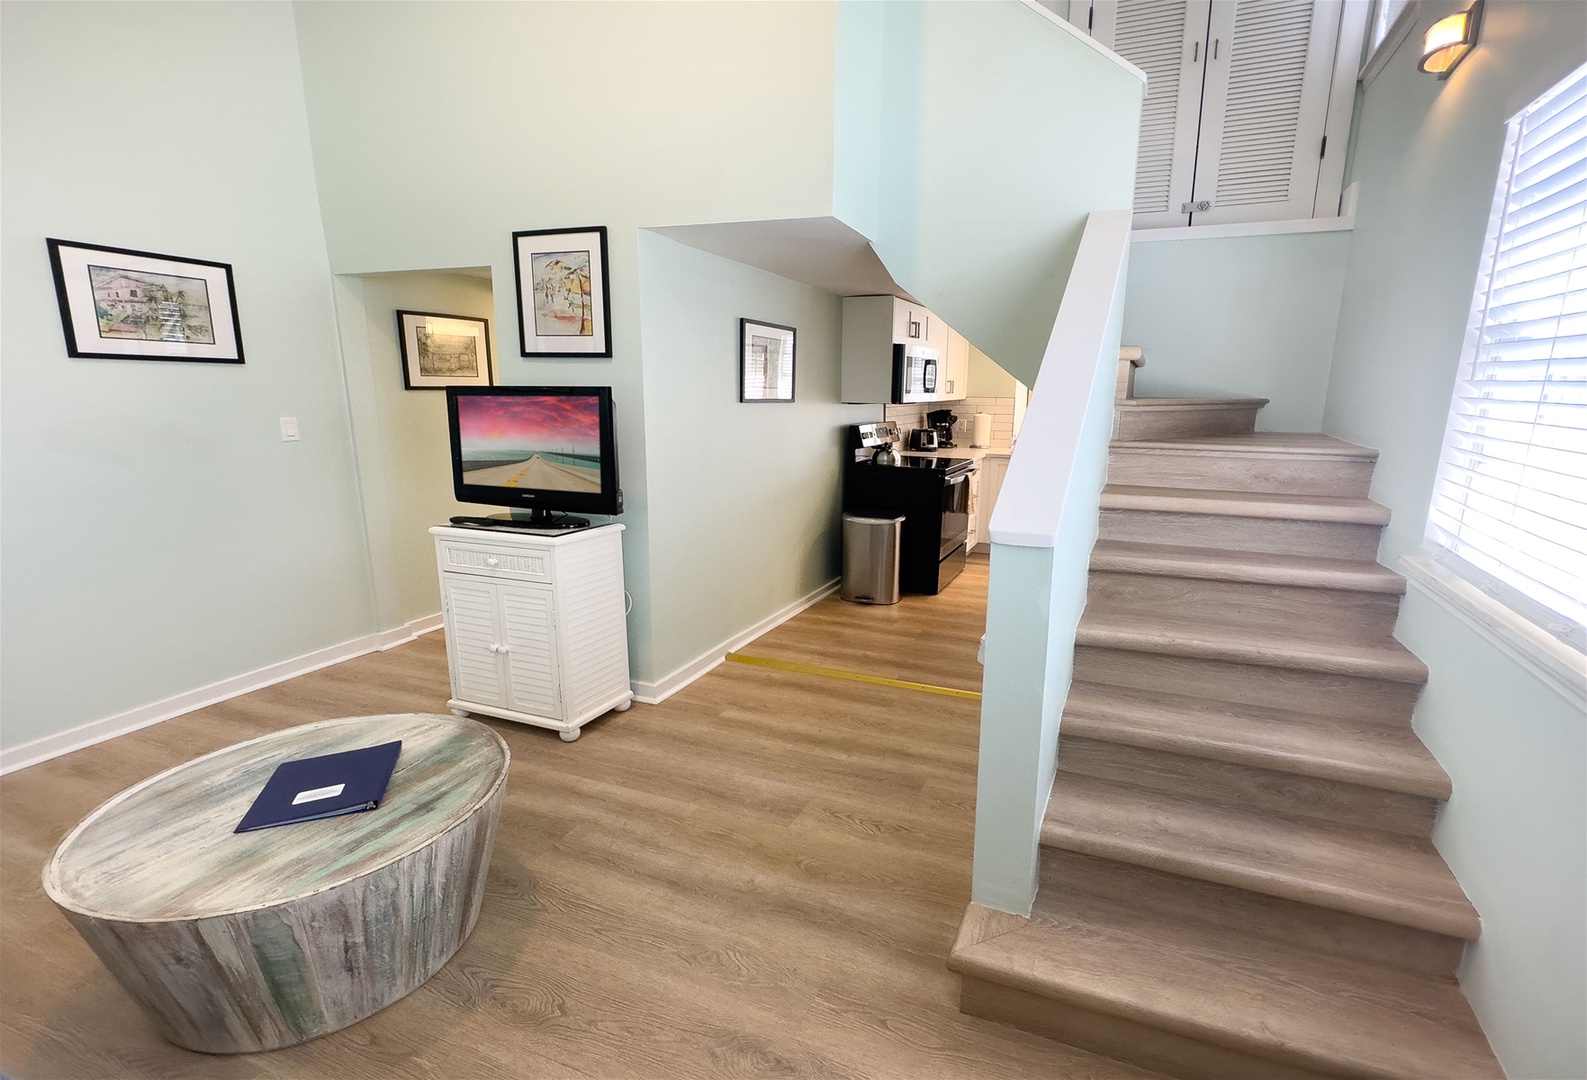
[1063,0,1366,229]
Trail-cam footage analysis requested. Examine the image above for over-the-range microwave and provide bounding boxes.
[892,343,938,404]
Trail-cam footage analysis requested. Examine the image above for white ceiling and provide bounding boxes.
[650,216,913,301]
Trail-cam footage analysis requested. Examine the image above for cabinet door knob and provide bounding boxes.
[485,556,500,567]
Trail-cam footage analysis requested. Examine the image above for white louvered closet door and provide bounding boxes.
[1091,0,1210,229]
[1189,0,1341,225]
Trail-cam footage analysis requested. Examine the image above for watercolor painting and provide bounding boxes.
[88,265,215,343]
[530,250,593,337]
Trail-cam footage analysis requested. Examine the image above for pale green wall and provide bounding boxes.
[967,344,1018,398]
[637,235,872,679]
[836,1,1142,385]
[336,271,496,631]
[292,0,841,684]
[1322,3,1586,1075]
[0,1,372,750]
[1123,230,1351,431]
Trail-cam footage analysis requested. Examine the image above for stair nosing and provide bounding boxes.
[1075,616,1429,683]
[1041,776,1480,940]
[1101,485,1392,525]
[1089,540,1406,593]
[1060,685,1452,800]
[1115,397,1269,409]
[1109,434,1379,460]
[949,909,1497,1080]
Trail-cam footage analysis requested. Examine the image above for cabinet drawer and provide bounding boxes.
[437,540,553,583]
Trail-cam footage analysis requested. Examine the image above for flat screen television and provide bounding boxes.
[445,386,621,530]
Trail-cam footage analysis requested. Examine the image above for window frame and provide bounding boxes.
[1411,61,1587,709]
[1359,0,1418,89]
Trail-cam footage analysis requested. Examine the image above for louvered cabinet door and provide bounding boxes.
[442,577,508,709]
[1189,0,1340,225]
[1091,0,1210,229]
[499,582,562,721]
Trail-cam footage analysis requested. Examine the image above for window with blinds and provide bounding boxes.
[1426,62,1587,651]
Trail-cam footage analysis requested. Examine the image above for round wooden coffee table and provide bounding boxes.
[43,713,510,1053]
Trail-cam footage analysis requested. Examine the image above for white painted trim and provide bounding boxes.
[630,580,840,705]
[0,614,442,776]
[990,208,1134,548]
[1401,553,1586,711]
[1359,0,1420,88]
[1019,0,1148,84]
[377,613,443,651]
[1316,0,1371,217]
[1130,215,1355,243]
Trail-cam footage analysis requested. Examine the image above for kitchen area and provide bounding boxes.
[836,294,1028,604]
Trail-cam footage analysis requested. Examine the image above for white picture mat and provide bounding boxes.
[53,243,240,360]
[516,229,608,356]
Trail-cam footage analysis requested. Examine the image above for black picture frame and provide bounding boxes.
[46,238,244,363]
[512,225,613,358]
[396,310,494,390]
[739,319,796,403]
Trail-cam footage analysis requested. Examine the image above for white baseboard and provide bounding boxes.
[0,615,444,776]
[631,580,839,705]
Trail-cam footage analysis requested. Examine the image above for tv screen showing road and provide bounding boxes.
[456,395,603,493]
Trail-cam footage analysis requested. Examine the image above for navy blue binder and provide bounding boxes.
[234,740,403,833]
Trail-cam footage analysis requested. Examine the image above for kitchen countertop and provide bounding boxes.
[900,444,1012,463]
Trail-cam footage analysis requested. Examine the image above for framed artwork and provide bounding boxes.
[512,225,612,357]
[740,319,796,403]
[46,238,244,363]
[396,310,494,390]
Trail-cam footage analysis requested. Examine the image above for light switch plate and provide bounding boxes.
[279,417,300,442]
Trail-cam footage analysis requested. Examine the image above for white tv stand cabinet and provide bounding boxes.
[430,524,633,742]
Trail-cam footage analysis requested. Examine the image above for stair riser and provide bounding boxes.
[1099,508,1383,560]
[1058,736,1439,839]
[1114,405,1263,441]
[959,977,1333,1080]
[1107,448,1375,498]
[1072,646,1423,729]
[1085,572,1403,644]
[1039,849,1465,980]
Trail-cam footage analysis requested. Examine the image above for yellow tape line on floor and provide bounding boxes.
[725,652,983,701]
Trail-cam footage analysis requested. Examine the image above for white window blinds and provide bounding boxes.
[1426,63,1587,650]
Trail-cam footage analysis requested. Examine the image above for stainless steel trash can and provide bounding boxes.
[841,514,903,605]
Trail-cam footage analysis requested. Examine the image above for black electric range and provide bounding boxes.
[844,453,975,595]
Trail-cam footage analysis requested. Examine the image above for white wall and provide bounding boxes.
[335,271,497,631]
[0,2,372,751]
[636,234,872,681]
[291,0,841,684]
[1322,3,1586,1075]
[836,1,1143,386]
[1123,229,1351,431]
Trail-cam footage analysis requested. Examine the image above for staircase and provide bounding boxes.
[949,351,1504,1079]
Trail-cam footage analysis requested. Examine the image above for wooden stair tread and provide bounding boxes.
[1090,539,1405,593]
[949,890,1501,1079]
[1101,485,1392,525]
[1076,612,1428,682]
[1041,774,1481,940]
[1062,681,1451,799]
[1111,432,1379,458]
[1115,397,1269,409]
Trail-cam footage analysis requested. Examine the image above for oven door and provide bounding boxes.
[893,344,939,404]
[939,470,971,558]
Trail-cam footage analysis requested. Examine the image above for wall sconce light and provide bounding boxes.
[1419,1,1483,79]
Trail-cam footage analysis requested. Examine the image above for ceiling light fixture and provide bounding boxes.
[1419,1,1483,80]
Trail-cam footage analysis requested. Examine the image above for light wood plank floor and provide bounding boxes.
[1,555,1151,1079]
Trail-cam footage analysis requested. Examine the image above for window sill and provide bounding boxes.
[1400,552,1586,711]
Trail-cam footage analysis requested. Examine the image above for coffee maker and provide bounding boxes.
[926,408,958,448]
